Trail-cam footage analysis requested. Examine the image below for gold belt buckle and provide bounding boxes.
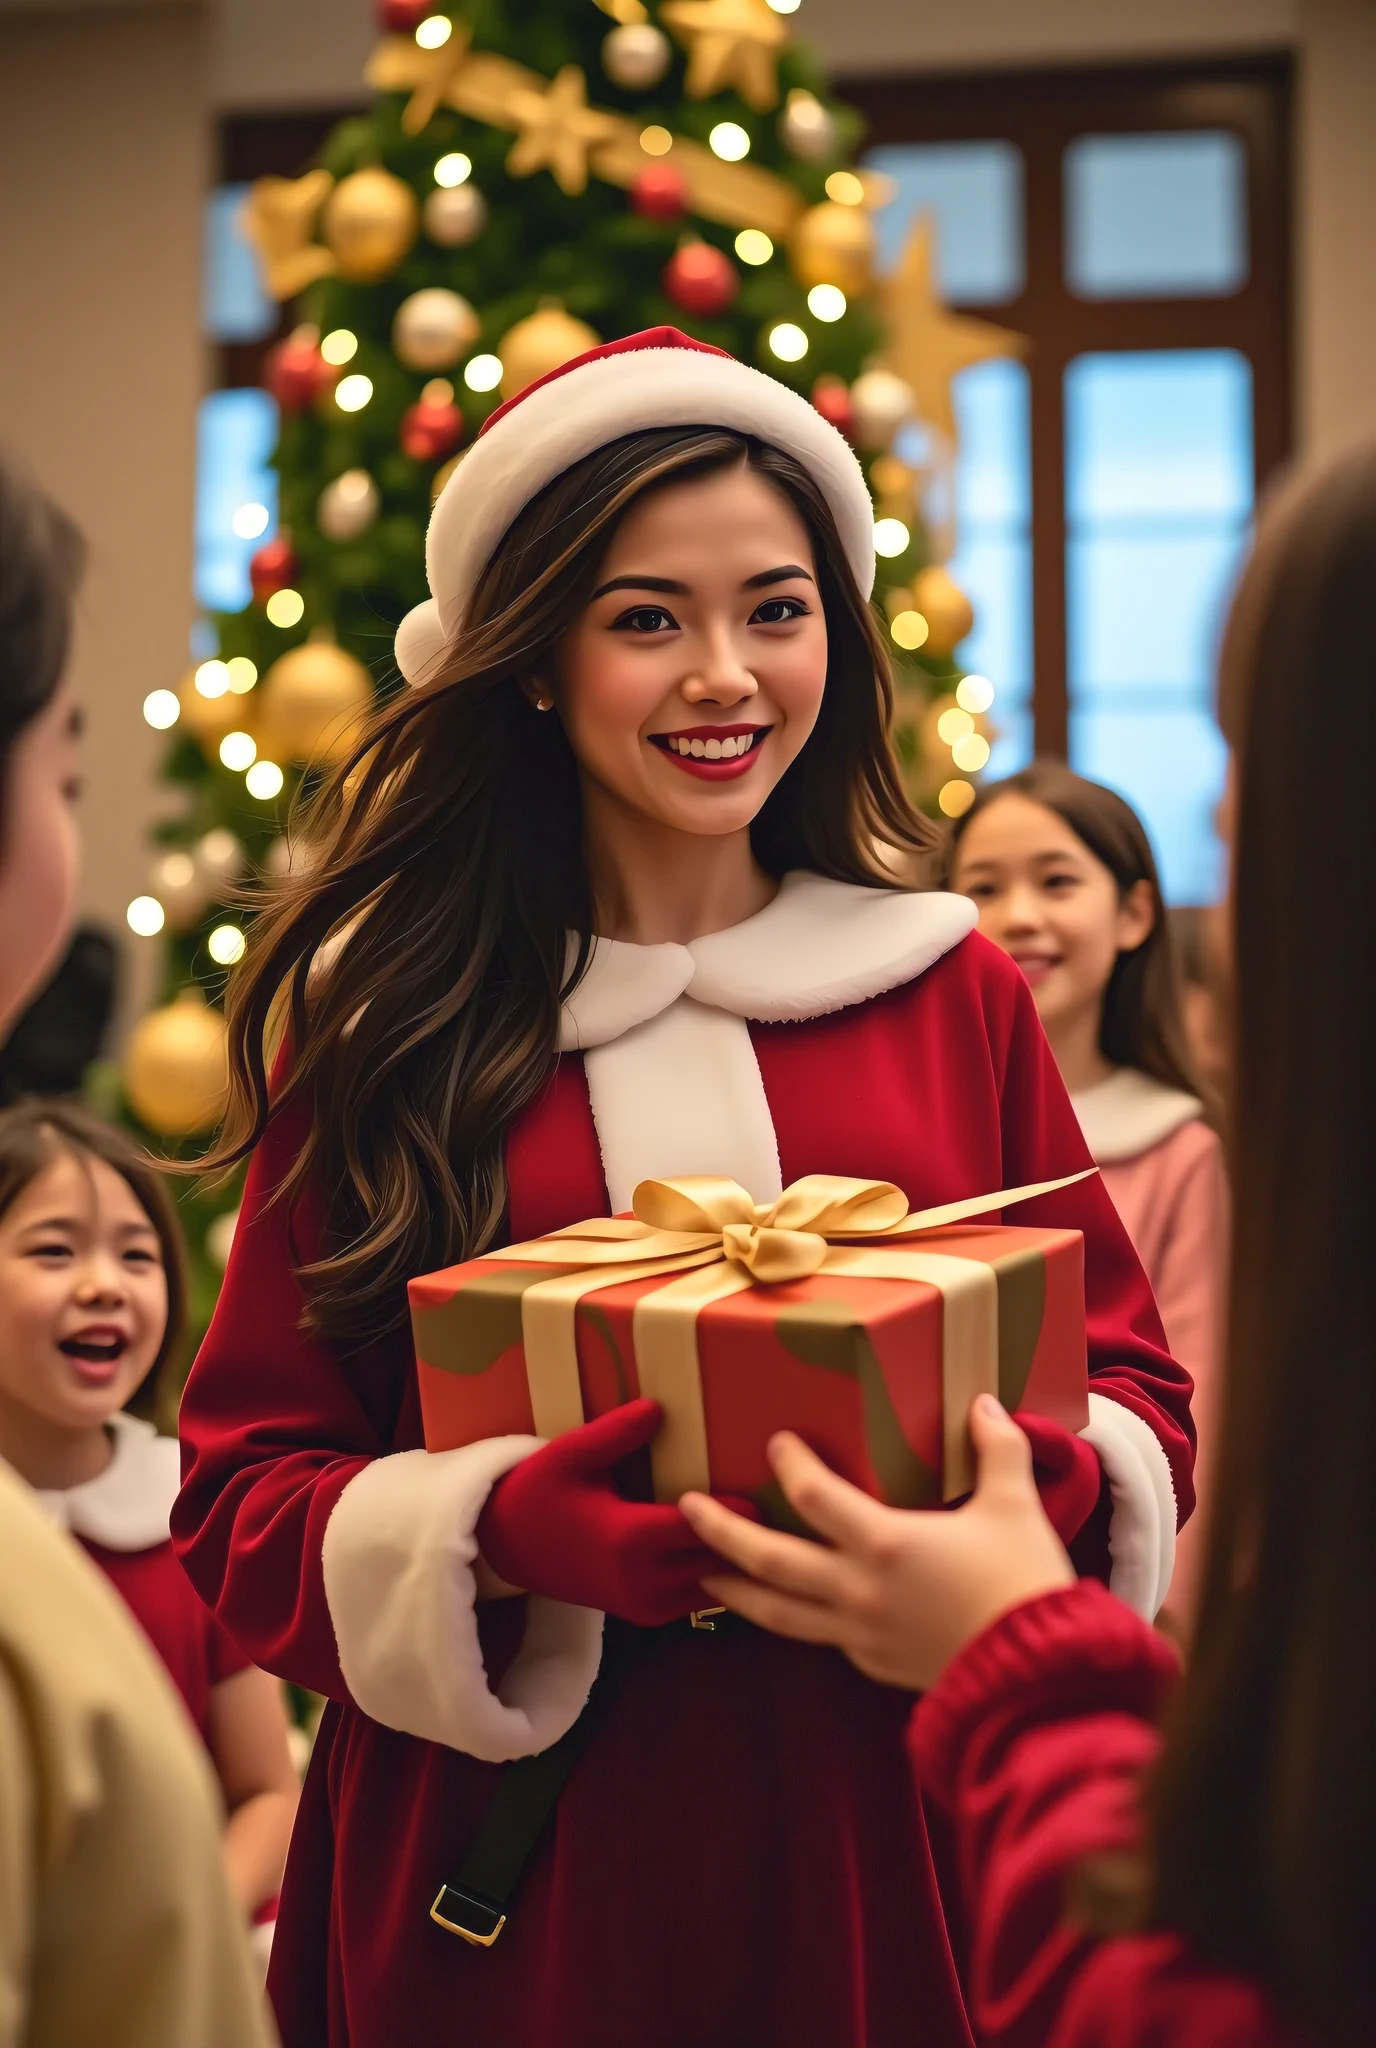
[689,1606,727,1631]
[431,1885,506,1946]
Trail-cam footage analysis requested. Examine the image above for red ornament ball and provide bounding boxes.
[249,534,299,603]
[400,392,465,463]
[662,242,739,318]
[631,163,689,222]
[811,374,856,441]
[264,330,333,414]
[374,0,431,30]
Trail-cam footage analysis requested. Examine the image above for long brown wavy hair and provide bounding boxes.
[943,759,1199,1099]
[204,427,938,1350]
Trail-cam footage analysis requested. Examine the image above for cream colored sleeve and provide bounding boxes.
[0,1467,277,2048]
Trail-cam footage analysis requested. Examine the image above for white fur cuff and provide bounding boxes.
[1081,1392,1178,1621]
[321,1439,604,1760]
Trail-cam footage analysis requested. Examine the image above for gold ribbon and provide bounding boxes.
[482,1169,1094,1502]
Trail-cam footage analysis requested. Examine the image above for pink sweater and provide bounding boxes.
[1072,1070,1228,1620]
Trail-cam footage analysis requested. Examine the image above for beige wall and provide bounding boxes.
[1294,0,1376,458]
[0,2,208,1031]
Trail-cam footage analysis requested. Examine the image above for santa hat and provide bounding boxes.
[394,326,875,685]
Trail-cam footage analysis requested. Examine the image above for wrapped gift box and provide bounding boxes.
[411,1177,1089,1517]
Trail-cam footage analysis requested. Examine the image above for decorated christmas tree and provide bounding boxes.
[121,0,1020,1342]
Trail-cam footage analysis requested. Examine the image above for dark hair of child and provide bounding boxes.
[0,454,84,800]
[942,760,1198,1099]
[0,1100,188,1420]
[202,427,941,1351]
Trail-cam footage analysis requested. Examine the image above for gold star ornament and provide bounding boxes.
[241,170,336,300]
[661,0,789,114]
[506,64,622,196]
[881,217,1027,442]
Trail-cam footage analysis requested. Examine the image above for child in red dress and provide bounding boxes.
[172,328,1194,2048]
[0,1100,299,1940]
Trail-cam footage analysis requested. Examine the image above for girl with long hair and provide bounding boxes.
[945,766,1227,1620]
[171,329,1193,2048]
[682,439,1376,2048]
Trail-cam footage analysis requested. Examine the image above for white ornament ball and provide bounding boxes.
[392,287,481,372]
[423,183,488,248]
[602,23,672,91]
[851,368,917,451]
[318,467,381,543]
[193,826,247,893]
[779,90,838,164]
[150,850,209,933]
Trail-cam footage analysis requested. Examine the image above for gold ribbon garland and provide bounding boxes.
[483,1168,1095,1502]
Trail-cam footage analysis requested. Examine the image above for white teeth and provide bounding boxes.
[689,738,706,758]
[704,737,723,759]
[721,736,740,757]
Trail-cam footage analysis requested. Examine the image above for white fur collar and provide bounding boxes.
[560,873,977,1052]
[1072,1066,1204,1165]
[29,1413,180,1553]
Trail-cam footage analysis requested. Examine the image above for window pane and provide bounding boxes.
[1064,130,1248,300]
[195,389,278,612]
[865,141,1025,304]
[1065,349,1252,902]
[941,357,1033,774]
[204,185,277,343]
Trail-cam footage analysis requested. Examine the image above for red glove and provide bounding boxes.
[476,1399,756,1628]
[1015,1411,1104,1547]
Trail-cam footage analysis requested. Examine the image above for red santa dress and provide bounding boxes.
[173,877,1195,2048]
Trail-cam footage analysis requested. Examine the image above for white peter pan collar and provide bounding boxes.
[29,1412,180,1553]
[560,872,977,1051]
[1072,1066,1204,1165]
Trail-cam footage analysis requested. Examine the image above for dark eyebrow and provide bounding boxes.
[743,564,815,589]
[590,574,690,600]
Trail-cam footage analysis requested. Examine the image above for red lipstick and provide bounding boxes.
[648,724,770,781]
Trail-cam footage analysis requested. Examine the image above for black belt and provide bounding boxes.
[430,1608,739,1947]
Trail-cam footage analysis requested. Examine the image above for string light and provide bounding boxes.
[825,170,866,206]
[952,732,990,773]
[873,517,911,558]
[889,611,929,652]
[226,656,258,694]
[265,589,304,629]
[232,502,269,539]
[245,760,285,800]
[415,14,452,48]
[938,779,976,818]
[767,322,808,362]
[735,229,774,265]
[126,895,165,937]
[218,731,257,772]
[143,689,180,730]
[194,659,231,699]
[807,284,846,322]
[937,706,974,745]
[320,328,359,365]
[208,925,247,966]
[434,152,472,187]
[463,353,503,393]
[334,374,373,413]
[956,673,995,713]
[709,122,750,162]
[158,852,196,890]
[640,125,673,156]
[766,0,802,12]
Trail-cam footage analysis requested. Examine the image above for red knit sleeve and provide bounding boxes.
[170,1093,404,1700]
[910,1583,1289,2048]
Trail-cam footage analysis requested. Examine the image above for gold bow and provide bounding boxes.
[484,1168,1094,1501]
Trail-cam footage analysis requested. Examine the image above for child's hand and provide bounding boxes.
[679,1396,1075,1693]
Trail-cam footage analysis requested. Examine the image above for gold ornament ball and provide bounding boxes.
[123,989,229,1137]
[178,666,256,752]
[789,201,876,297]
[259,640,374,765]
[498,306,601,401]
[913,565,975,658]
[323,168,420,283]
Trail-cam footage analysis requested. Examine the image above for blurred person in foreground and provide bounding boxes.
[0,455,276,2048]
[683,442,1376,2048]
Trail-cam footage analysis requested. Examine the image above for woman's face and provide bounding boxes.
[0,679,82,1030]
[951,793,1153,1035]
[0,1151,168,1443]
[553,463,829,839]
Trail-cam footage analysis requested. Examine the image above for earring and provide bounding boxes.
[534,694,554,711]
